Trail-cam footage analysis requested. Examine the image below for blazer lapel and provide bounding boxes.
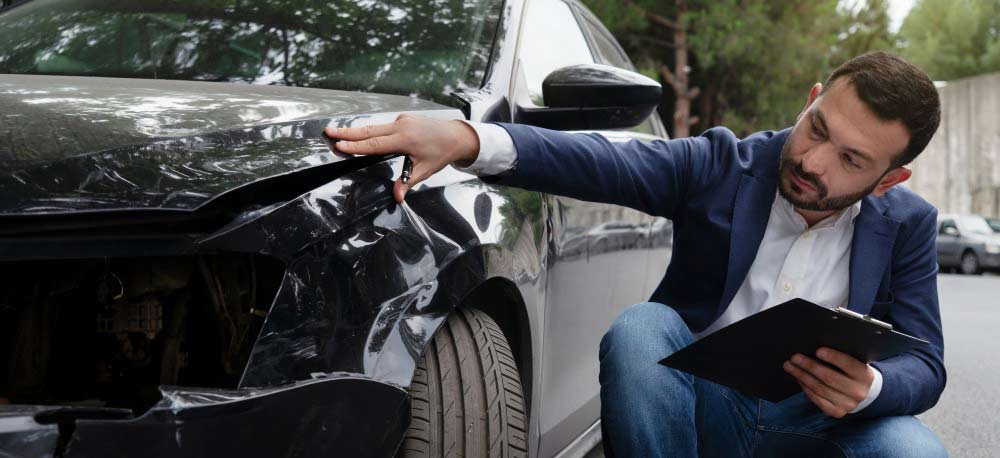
[717,129,788,311]
[847,196,900,313]
[719,173,776,310]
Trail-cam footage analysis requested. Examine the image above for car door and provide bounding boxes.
[514,1,668,455]
[572,0,674,314]
[937,218,961,267]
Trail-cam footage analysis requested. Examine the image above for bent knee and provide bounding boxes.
[845,416,948,458]
[599,302,692,359]
[892,419,948,458]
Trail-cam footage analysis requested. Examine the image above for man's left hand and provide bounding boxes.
[783,347,874,418]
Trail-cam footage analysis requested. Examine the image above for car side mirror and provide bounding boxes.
[942,227,959,237]
[515,64,661,131]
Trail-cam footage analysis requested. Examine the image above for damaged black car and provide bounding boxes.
[0,0,672,456]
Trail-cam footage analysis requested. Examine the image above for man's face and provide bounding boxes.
[779,80,911,212]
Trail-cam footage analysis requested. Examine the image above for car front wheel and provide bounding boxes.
[961,251,981,275]
[397,307,528,458]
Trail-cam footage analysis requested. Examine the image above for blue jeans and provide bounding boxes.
[598,302,948,458]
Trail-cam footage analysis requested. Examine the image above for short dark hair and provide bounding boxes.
[822,52,941,168]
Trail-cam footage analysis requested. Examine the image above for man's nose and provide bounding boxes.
[801,145,835,176]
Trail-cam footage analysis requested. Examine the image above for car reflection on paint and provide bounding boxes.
[638,218,674,249]
[0,0,671,457]
[586,221,643,254]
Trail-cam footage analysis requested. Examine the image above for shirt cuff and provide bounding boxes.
[849,365,883,413]
[452,121,517,176]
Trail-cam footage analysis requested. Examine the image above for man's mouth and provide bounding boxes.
[790,171,816,193]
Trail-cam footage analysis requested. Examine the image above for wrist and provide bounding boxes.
[452,120,480,167]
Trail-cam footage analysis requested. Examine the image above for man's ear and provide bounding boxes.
[797,83,823,122]
[872,167,912,196]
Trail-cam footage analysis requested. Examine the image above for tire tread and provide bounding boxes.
[397,308,527,458]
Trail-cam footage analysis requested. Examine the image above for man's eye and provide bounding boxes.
[810,124,825,139]
[843,153,861,168]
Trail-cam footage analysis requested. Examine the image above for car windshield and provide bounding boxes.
[959,216,995,235]
[989,219,1000,233]
[0,0,503,106]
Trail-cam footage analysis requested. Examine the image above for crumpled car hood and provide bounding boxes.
[0,74,460,215]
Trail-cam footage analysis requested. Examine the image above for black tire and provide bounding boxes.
[397,307,528,458]
[960,251,981,275]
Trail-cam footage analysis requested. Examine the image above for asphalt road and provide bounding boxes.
[919,273,1000,457]
[585,272,1000,457]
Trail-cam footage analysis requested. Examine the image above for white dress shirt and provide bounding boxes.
[454,121,882,413]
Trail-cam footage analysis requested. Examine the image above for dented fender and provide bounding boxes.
[199,158,546,390]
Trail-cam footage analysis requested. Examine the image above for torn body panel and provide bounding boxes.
[199,160,547,389]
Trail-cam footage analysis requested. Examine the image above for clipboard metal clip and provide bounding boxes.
[834,307,893,330]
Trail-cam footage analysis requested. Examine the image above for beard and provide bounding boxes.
[777,145,883,212]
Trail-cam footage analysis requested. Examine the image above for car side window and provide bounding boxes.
[940,219,958,235]
[519,0,595,105]
[576,11,662,137]
[581,17,633,70]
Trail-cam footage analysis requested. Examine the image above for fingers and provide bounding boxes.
[798,381,843,418]
[335,133,404,155]
[790,354,855,394]
[322,114,467,202]
[325,122,397,141]
[784,357,858,417]
[393,160,436,203]
[816,347,870,380]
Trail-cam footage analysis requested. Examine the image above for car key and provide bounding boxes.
[401,155,413,184]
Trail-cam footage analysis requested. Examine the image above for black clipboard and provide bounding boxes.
[658,298,930,403]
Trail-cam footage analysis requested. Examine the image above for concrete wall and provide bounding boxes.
[907,72,1000,218]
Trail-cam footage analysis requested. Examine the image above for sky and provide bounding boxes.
[887,0,916,32]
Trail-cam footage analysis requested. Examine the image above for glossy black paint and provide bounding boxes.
[542,64,661,109]
[0,74,455,215]
[514,64,660,130]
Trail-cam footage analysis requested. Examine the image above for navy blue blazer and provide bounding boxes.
[490,122,945,419]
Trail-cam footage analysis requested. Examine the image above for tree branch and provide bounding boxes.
[659,64,681,93]
[637,36,687,50]
[624,0,680,30]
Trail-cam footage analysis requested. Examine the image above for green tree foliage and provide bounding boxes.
[898,0,1000,81]
[583,0,897,136]
[833,0,896,62]
[686,1,843,135]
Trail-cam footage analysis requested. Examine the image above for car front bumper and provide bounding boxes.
[982,252,1000,270]
[0,374,408,458]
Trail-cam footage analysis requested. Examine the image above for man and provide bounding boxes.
[325,52,947,457]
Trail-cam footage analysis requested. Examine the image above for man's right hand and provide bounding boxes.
[324,114,480,203]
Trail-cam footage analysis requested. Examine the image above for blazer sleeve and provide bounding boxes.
[855,206,947,419]
[484,122,723,219]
